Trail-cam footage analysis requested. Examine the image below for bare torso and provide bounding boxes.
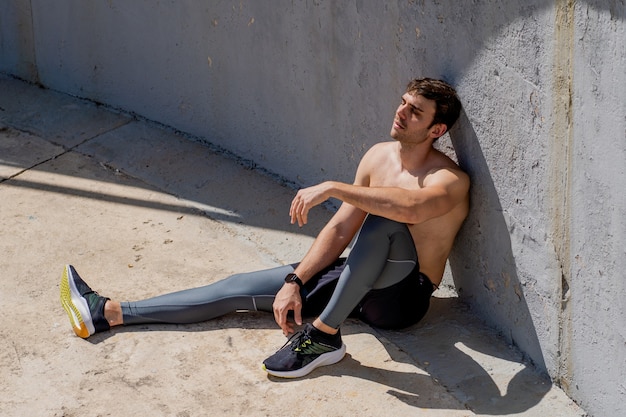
[407,203,468,285]
[366,142,469,285]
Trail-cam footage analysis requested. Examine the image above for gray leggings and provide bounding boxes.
[121,215,435,330]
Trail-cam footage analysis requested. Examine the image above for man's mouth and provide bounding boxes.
[393,120,405,130]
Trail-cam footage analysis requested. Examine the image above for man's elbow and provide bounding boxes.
[403,200,444,224]
[394,204,425,225]
[403,211,425,225]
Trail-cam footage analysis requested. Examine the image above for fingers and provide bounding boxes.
[289,192,310,226]
[272,287,303,335]
[294,209,309,227]
[289,182,330,226]
[289,198,300,226]
[273,301,287,330]
[293,307,302,327]
[281,321,294,336]
[289,199,299,225]
[278,313,295,335]
[274,306,290,335]
[273,299,293,335]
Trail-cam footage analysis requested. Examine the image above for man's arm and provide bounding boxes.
[273,202,366,335]
[290,167,469,226]
[273,147,377,334]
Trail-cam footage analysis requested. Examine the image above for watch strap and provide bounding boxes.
[284,273,304,288]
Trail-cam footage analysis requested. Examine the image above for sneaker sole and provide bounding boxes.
[59,265,95,338]
[263,343,347,378]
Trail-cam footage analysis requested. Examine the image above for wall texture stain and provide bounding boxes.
[551,0,575,392]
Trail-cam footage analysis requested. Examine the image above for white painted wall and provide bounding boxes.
[1,1,624,415]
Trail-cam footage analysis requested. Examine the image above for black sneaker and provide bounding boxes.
[262,323,346,378]
[59,265,110,338]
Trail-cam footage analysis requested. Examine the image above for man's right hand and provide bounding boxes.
[272,282,303,335]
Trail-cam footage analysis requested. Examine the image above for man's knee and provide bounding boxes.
[356,214,408,244]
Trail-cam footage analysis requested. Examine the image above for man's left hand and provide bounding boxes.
[290,182,333,226]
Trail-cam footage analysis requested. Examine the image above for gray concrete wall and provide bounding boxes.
[1,1,624,415]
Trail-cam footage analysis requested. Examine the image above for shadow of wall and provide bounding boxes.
[448,110,547,372]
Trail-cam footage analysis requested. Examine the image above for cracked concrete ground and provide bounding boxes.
[0,74,586,416]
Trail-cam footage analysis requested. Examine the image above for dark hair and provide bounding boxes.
[406,78,462,132]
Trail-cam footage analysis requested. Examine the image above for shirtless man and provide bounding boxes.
[60,78,469,378]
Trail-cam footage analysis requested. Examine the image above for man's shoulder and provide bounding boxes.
[422,149,469,187]
[430,149,468,175]
[358,141,392,165]
[366,140,394,152]
[362,141,396,160]
[424,160,470,195]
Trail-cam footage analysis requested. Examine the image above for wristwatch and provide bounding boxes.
[284,273,304,288]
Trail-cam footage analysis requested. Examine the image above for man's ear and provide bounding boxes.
[430,123,448,139]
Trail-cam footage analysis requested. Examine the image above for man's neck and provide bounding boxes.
[397,140,435,172]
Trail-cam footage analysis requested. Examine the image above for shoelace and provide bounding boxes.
[281,329,312,352]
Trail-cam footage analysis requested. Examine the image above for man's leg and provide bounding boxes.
[121,265,294,325]
[60,263,295,338]
[317,214,419,330]
[263,214,421,378]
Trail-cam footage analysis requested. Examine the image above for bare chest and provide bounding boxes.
[370,168,426,190]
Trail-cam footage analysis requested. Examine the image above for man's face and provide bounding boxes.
[390,92,444,144]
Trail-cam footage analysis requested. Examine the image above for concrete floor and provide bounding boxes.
[0,74,586,416]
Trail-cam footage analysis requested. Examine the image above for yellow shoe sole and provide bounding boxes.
[59,265,92,339]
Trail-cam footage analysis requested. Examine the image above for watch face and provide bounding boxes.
[285,273,302,286]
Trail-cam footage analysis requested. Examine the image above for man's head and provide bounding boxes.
[405,78,462,135]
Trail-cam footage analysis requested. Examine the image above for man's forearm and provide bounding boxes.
[325,181,422,224]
